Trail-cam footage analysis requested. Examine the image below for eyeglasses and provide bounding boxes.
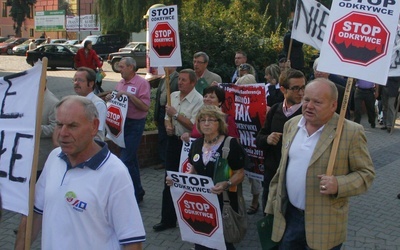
[72,78,86,83]
[287,85,305,92]
[193,60,206,64]
[199,118,218,124]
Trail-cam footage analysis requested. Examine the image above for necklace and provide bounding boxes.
[204,135,219,145]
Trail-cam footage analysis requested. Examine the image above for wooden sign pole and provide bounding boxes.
[326,77,353,176]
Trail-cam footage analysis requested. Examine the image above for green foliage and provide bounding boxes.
[9,0,36,37]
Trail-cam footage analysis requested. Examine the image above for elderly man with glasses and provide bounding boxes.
[193,51,222,95]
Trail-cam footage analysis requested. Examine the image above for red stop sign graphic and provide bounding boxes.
[181,158,191,173]
[329,11,389,66]
[106,106,123,137]
[177,192,219,236]
[151,22,177,58]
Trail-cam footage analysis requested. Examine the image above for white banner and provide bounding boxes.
[318,0,400,84]
[0,63,42,215]
[105,91,128,148]
[179,137,196,173]
[292,0,330,50]
[66,15,100,31]
[389,21,400,76]
[149,5,182,67]
[167,171,225,250]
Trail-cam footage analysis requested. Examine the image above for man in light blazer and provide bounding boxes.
[265,78,375,249]
[193,51,222,95]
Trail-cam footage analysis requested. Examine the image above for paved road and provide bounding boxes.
[1,56,400,249]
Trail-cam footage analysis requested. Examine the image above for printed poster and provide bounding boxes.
[105,91,128,148]
[220,83,266,180]
[167,171,225,250]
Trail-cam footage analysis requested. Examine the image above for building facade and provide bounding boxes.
[0,0,96,39]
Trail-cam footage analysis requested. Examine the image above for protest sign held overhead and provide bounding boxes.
[149,5,182,67]
[318,0,400,84]
[292,0,330,50]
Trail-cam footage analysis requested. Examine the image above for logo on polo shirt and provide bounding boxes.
[65,191,87,212]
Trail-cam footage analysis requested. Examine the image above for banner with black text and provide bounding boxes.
[105,91,128,148]
[220,83,266,181]
[0,63,42,215]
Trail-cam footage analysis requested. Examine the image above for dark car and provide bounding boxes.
[107,42,146,72]
[0,37,9,43]
[26,44,79,69]
[80,34,128,58]
[0,37,29,55]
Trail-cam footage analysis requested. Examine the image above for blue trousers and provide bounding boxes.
[120,118,146,199]
[280,202,343,250]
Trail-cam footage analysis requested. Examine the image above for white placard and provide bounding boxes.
[318,0,400,84]
[149,5,182,67]
[167,171,225,250]
[105,91,128,148]
[0,63,42,215]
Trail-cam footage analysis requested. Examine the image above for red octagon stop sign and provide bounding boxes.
[328,11,389,66]
[177,192,219,236]
[106,106,123,137]
[151,22,177,58]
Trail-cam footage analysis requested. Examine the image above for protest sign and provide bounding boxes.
[0,62,44,215]
[179,137,196,173]
[220,83,266,180]
[389,21,400,76]
[167,171,225,250]
[318,0,400,84]
[149,5,182,67]
[292,0,330,50]
[105,91,128,148]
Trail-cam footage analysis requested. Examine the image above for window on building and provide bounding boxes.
[28,4,33,19]
[2,2,8,17]
[29,28,34,37]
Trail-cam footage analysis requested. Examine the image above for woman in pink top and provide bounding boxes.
[181,86,239,142]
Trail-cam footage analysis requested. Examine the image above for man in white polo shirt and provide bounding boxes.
[15,96,145,250]
[73,67,107,141]
[265,78,375,249]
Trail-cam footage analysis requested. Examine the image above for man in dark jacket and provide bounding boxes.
[256,68,305,209]
[154,67,179,169]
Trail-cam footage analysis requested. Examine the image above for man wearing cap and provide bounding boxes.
[236,63,257,85]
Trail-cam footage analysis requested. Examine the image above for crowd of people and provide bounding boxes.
[10,31,400,249]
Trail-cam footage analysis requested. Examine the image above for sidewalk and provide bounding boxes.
[1,115,400,249]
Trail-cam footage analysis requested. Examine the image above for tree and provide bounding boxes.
[9,0,36,37]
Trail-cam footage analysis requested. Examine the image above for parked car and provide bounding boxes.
[0,37,9,43]
[107,42,146,72]
[26,44,103,69]
[80,34,128,58]
[12,40,31,55]
[12,38,44,55]
[64,40,80,45]
[0,37,28,55]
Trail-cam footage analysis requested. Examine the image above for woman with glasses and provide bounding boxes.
[170,105,246,250]
[181,86,239,142]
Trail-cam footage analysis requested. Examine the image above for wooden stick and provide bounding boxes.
[287,39,293,66]
[326,77,353,176]
[25,58,48,250]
